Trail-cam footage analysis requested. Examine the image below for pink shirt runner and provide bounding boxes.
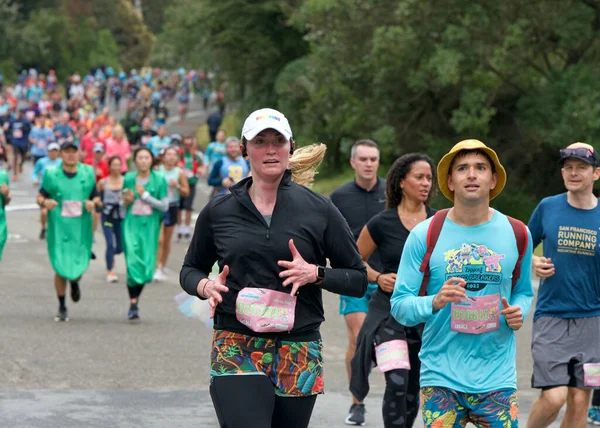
[106,138,131,172]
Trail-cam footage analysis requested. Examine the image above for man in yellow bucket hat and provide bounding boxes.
[526,142,600,428]
[390,139,534,427]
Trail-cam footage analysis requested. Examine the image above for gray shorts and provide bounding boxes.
[531,316,600,389]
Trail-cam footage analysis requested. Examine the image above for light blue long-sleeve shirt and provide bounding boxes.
[32,156,62,188]
[390,210,534,393]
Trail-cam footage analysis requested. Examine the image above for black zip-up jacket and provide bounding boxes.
[180,169,367,340]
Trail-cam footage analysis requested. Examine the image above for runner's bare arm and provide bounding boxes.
[178,171,190,197]
[0,184,10,205]
[356,226,396,293]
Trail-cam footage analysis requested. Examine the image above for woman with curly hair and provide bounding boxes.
[350,153,437,428]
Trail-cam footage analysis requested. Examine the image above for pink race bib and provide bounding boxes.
[584,363,600,387]
[12,129,22,139]
[375,340,410,373]
[131,199,152,216]
[450,294,500,334]
[235,288,296,333]
[61,200,82,217]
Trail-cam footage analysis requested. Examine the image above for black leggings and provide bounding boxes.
[210,374,317,428]
[593,389,600,407]
[376,319,422,428]
[127,285,144,299]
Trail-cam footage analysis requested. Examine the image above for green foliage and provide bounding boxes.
[0,0,153,79]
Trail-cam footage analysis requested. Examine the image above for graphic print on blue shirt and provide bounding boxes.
[442,242,506,291]
[390,211,534,393]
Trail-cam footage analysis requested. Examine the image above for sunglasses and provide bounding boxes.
[560,147,594,158]
[560,147,597,165]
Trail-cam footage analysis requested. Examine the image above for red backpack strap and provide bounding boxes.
[507,216,528,290]
[418,209,450,296]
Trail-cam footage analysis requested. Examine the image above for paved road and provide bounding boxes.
[1,101,573,427]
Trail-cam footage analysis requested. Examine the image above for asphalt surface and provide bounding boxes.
[0,97,573,427]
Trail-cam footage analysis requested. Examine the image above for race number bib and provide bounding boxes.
[38,139,47,150]
[141,135,151,145]
[131,199,152,216]
[450,294,500,334]
[584,363,600,387]
[184,168,194,178]
[168,187,175,201]
[235,288,296,333]
[375,340,411,373]
[12,129,22,139]
[61,200,82,217]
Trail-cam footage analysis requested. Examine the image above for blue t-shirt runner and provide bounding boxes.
[207,156,249,195]
[528,193,600,320]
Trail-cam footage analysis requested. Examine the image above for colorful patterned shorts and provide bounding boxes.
[210,330,324,397]
[421,387,518,428]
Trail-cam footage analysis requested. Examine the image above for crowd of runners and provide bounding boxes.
[0,66,234,322]
[0,72,598,428]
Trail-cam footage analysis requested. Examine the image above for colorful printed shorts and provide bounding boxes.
[210,329,324,397]
[421,387,518,428]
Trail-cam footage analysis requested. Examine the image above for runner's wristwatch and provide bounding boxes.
[316,265,325,282]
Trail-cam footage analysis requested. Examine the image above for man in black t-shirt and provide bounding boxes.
[330,139,386,426]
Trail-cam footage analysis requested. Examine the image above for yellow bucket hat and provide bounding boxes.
[437,139,507,201]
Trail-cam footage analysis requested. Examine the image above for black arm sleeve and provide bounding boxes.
[89,187,98,200]
[320,200,367,297]
[39,188,50,198]
[179,203,218,299]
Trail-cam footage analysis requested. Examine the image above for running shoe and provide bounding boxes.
[153,268,167,282]
[128,307,139,320]
[589,407,600,425]
[106,272,118,283]
[70,281,81,302]
[345,404,366,426]
[54,307,68,322]
[39,229,46,240]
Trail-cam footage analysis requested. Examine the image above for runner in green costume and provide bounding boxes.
[36,142,99,322]
[122,147,168,320]
[0,168,11,261]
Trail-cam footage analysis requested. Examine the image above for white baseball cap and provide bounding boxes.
[48,143,60,151]
[241,108,293,141]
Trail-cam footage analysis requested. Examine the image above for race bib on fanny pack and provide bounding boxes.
[131,199,152,216]
[375,340,411,373]
[61,200,82,217]
[450,294,500,334]
[235,288,296,333]
[584,363,600,387]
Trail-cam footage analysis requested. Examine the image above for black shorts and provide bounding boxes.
[179,185,196,210]
[12,145,28,157]
[163,204,179,227]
